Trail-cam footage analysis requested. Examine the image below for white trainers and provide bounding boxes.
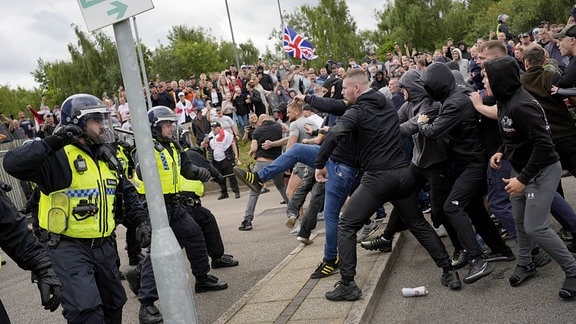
[285,214,297,229]
[290,221,301,236]
[356,220,379,243]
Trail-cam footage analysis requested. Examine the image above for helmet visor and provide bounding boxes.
[83,111,115,144]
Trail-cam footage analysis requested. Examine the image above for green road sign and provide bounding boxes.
[77,0,154,32]
[107,1,127,19]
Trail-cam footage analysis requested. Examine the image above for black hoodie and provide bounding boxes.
[484,56,559,184]
[418,62,486,163]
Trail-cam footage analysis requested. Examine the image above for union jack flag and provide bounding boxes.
[283,26,318,60]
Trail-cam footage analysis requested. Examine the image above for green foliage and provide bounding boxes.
[0,85,42,117]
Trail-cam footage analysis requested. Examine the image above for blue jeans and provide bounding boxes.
[323,159,361,261]
[258,144,319,182]
[487,159,517,239]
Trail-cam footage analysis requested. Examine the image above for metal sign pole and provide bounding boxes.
[112,19,197,323]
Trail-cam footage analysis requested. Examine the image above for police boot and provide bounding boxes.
[125,267,141,296]
[139,303,163,324]
[195,274,228,293]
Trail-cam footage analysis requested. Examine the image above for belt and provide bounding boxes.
[63,236,111,248]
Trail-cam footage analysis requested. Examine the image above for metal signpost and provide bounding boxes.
[76,1,197,322]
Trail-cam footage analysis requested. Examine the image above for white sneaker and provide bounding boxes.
[317,212,324,221]
[290,222,301,236]
[297,236,313,245]
[434,224,447,238]
[285,214,297,229]
[356,220,379,243]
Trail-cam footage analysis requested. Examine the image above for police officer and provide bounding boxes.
[3,94,152,323]
[0,183,62,323]
[129,106,228,324]
[181,147,239,269]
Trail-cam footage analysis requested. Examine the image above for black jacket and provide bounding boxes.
[0,189,48,270]
[419,62,486,163]
[485,56,559,184]
[303,95,358,168]
[316,88,406,171]
[3,140,147,227]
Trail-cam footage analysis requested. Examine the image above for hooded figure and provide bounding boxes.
[451,48,470,80]
[397,69,448,170]
[483,56,557,179]
[484,55,576,298]
[371,70,388,90]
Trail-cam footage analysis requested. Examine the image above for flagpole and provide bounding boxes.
[277,0,284,30]
[225,0,241,71]
[277,0,288,59]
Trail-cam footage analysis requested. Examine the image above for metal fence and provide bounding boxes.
[0,139,28,209]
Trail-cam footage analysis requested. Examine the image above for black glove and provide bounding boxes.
[28,255,62,312]
[45,125,83,150]
[136,221,152,248]
[194,167,211,182]
[35,267,63,312]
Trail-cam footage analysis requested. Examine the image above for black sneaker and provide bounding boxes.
[310,257,340,279]
[508,263,536,287]
[463,257,495,284]
[238,221,253,231]
[212,254,239,269]
[482,247,515,262]
[325,280,362,301]
[451,249,468,269]
[441,270,462,290]
[559,276,576,299]
[139,304,163,324]
[195,274,228,293]
[217,194,229,200]
[125,267,141,296]
[532,248,552,267]
[360,235,392,252]
[233,167,263,193]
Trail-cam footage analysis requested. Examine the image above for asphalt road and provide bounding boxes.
[369,176,576,324]
[0,186,300,323]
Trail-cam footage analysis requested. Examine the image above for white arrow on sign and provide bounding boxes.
[77,0,154,32]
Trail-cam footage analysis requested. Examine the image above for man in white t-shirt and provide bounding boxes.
[175,92,195,125]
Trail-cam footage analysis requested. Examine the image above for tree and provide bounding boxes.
[273,0,364,69]
[33,26,122,104]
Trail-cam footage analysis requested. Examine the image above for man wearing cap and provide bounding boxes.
[36,113,56,139]
[206,121,240,199]
[175,91,194,125]
[518,32,532,50]
[553,24,576,88]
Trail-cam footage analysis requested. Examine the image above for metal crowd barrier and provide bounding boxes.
[0,139,28,209]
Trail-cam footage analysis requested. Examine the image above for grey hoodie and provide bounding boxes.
[398,69,449,168]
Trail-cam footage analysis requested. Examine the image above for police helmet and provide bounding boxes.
[497,14,510,23]
[148,106,178,138]
[59,94,114,144]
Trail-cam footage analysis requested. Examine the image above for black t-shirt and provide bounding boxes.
[252,120,283,160]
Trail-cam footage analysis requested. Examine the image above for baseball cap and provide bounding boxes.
[178,92,185,97]
[210,121,221,127]
[553,24,576,39]
[519,32,530,38]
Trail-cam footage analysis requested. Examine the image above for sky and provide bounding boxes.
[0,0,386,90]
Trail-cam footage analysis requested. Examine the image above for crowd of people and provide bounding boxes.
[231,13,576,303]
[3,10,576,323]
